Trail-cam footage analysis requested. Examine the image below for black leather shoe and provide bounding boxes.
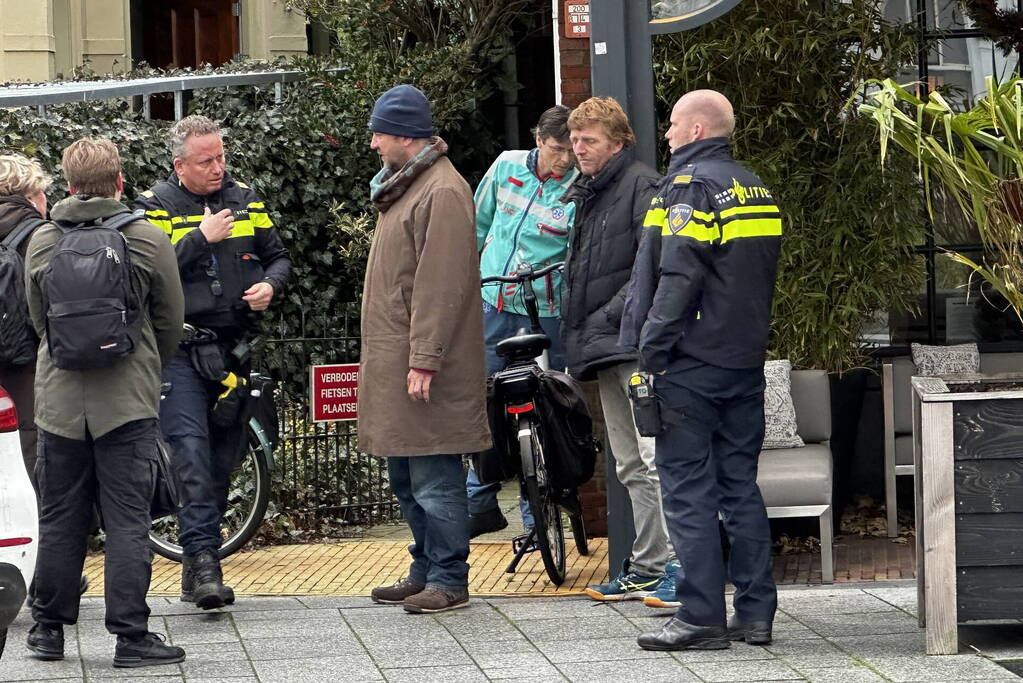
[469,508,508,539]
[727,616,773,645]
[189,550,226,610]
[181,555,235,605]
[113,632,185,668]
[637,617,730,651]
[26,623,64,660]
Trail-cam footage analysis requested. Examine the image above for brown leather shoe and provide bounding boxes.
[402,587,469,614]
[371,577,425,604]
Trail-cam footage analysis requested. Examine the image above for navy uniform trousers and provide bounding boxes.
[655,359,777,627]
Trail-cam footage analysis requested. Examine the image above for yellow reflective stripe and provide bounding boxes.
[692,209,715,222]
[247,202,265,210]
[231,219,255,237]
[146,218,172,235]
[171,227,195,244]
[663,222,720,242]
[719,204,780,219]
[720,218,782,244]
[643,207,666,229]
[145,209,169,218]
[250,212,273,229]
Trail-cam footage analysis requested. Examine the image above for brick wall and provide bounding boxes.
[557,5,592,106]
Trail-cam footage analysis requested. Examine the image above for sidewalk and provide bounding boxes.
[3,582,1022,682]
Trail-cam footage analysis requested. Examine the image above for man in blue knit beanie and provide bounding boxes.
[359,84,491,614]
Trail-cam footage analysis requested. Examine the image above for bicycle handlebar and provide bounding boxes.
[481,261,564,286]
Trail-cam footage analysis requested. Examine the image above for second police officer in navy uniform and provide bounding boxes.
[620,90,782,651]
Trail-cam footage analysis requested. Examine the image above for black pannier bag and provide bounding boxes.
[535,370,597,489]
[472,375,519,484]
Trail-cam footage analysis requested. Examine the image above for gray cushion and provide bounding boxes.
[895,434,914,467]
[790,370,831,443]
[763,360,804,449]
[891,356,916,436]
[757,444,833,507]
[910,342,980,376]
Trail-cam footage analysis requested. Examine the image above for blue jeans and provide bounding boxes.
[466,305,565,526]
[160,348,246,557]
[655,360,777,626]
[388,454,470,589]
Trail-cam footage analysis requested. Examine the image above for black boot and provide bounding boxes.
[637,617,730,651]
[469,508,508,538]
[189,549,226,610]
[113,632,185,668]
[181,555,235,605]
[26,623,64,660]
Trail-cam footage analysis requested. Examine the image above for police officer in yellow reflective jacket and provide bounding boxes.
[620,91,781,652]
[135,115,290,611]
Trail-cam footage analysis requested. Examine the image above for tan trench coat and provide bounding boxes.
[357,157,492,457]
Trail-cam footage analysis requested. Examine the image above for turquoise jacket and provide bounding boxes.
[475,149,578,317]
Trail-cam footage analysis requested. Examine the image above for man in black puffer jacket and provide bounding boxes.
[561,97,679,607]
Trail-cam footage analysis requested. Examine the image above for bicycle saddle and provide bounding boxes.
[496,331,551,362]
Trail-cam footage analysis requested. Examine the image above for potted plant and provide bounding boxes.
[860,77,1023,654]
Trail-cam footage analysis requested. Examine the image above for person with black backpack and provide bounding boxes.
[23,138,186,668]
[0,154,51,486]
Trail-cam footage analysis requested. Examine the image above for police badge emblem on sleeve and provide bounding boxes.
[668,203,693,234]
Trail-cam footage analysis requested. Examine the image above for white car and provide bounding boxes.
[0,384,37,658]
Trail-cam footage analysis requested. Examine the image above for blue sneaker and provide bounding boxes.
[643,560,682,608]
[584,562,662,601]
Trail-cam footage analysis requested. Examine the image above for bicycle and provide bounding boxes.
[148,362,276,562]
[481,262,589,585]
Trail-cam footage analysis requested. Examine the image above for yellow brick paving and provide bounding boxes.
[81,539,609,598]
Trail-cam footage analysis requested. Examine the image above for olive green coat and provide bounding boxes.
[25,196,184,440]
[357,157,491,457]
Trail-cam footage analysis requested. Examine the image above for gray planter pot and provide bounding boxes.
[912,373,1023,654]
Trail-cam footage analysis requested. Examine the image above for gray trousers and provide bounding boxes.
[597,361,675,576]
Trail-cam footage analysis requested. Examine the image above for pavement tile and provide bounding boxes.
[484,662,568,680]
[766,638,844,657]
[183,679,258,683]
[458,638,546,669]
[241,634,367,660]
[297,596,387,609]
[218,597,308,613]
[829,632,926,658]
[81,656,183,678]
[670,646,776,664]
[252,654,383,683]
[865,654,1021,682]
[556,658,701,682]
[381,664,487,682]
[365,643,474,669]
[796,667,887,683]
[232,616,352,639]
[436,614,525,642]
[794,611,920,638]
[228,607,342,621]
[178,658,255,679]
[533,637,673,664]
[777,593,899,616]
[164,614,239,645]
[487,597,613,620]
[0,652,85,682]
[608,600,676,618]
[686,659,805,681]
[174,640,248,662]
[516,615,637,642]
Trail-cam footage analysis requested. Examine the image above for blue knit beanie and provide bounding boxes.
[369,85,433,139]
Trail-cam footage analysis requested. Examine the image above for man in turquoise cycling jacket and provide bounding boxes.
[468,106,578,537]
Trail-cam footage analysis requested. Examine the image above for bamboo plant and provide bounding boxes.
[860,76,1023,322]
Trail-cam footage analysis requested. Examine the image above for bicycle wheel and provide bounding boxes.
[570,511,588,556]
[518,414,566,585]
[149,419,272,562]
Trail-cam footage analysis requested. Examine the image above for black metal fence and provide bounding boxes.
[258,307,401,529]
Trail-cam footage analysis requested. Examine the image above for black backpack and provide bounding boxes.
[42,210,144,370]
[0,217,47,366]
[535,370,598,490]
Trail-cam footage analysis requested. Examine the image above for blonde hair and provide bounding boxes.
[0,154,52,198]
[567,97,636,146]
[61,137,121,197]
